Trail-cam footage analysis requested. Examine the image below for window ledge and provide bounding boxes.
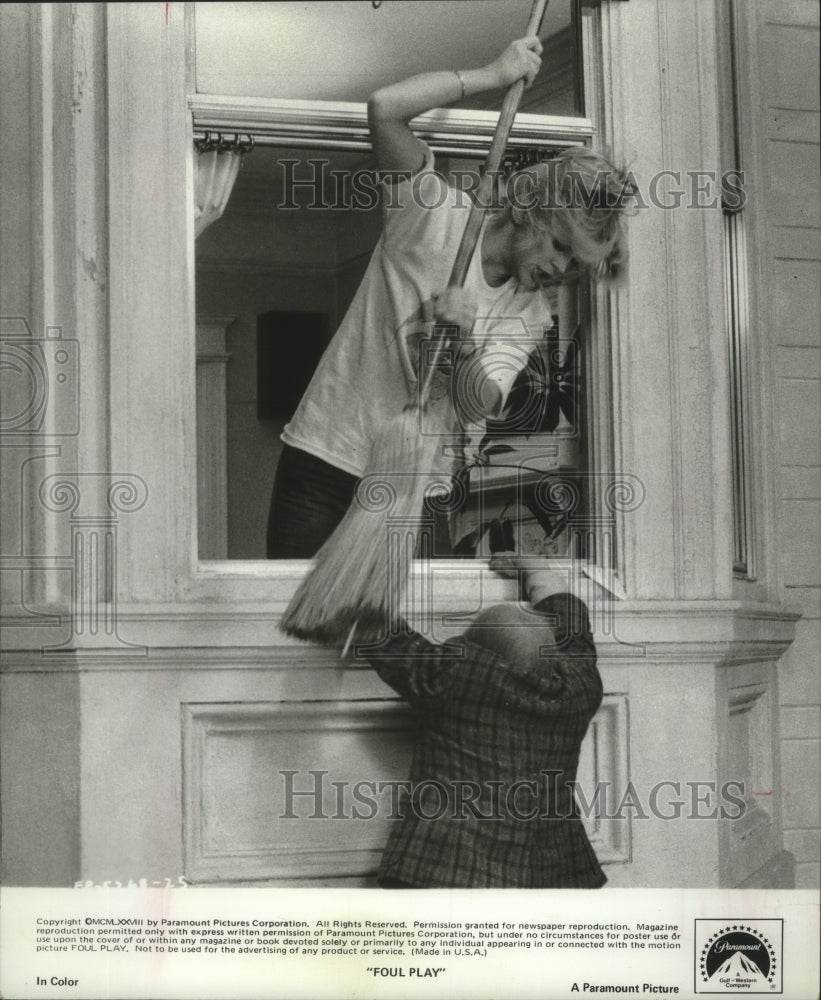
[1,589,798,664]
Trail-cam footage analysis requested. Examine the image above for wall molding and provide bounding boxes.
[181,692,629,884]
[1,599,798,669]
[578,693,631,865]
[716,661,784,887]
[181,699,416,882]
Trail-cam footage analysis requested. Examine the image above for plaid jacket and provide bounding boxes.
[367,593,605,889]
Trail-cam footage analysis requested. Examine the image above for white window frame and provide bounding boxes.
[105,3,628,645]
[190,9,625,558]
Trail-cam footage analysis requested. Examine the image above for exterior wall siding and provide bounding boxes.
[763,0,821,888]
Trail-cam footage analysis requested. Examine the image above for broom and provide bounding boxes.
[281,0,549,647]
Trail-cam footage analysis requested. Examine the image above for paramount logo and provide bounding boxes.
[694,920,782,995]
[713,950,769,986]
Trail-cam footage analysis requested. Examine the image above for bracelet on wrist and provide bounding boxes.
[453,69,466,102]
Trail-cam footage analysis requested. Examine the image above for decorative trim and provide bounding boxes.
[181,694,628,883]
[579,693,631,864]
[181,700,415,882]
[718,664,781,887]
[1,598,798,670]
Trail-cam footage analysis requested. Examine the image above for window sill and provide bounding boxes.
[1,594,798,667]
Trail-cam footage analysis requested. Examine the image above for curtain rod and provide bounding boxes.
[194,131,255,154]
[192,129,575,163]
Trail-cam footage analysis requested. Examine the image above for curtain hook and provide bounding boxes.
[237,133,255,156]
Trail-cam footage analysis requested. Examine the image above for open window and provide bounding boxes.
[191,0,619,573]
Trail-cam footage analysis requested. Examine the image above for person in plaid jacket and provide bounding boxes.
[360,560,605,889]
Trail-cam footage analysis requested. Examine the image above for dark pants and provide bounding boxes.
[266,444,358,558]
[266,444,453,559]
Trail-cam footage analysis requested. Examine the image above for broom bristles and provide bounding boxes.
[280,407,445,645]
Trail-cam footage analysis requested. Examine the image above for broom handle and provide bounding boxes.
[448,0,549,287]
[419,0,549,400]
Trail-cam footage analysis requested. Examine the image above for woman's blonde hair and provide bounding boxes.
[504,147,635,280]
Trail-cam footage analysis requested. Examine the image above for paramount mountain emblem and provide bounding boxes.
[694,920,782,995]
[712,948,769,984]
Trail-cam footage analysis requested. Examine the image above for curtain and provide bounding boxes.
[194,148,243,238]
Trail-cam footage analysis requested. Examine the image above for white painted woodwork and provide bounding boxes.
[195,317,233,560]
[182,700,417,883]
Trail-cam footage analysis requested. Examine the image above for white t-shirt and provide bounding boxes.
[282,147,556,478]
